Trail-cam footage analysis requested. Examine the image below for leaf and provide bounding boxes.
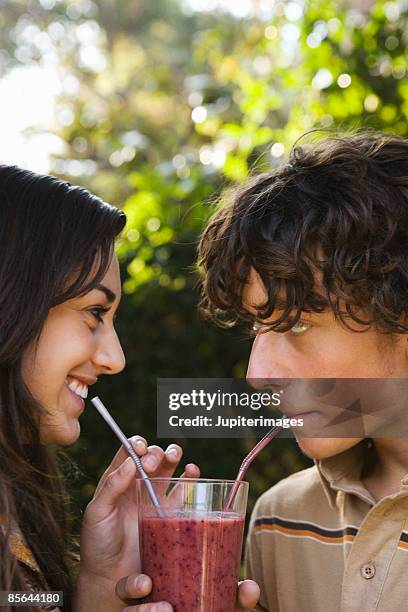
[223,155,248,182]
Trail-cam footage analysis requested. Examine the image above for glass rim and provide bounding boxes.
[136,477,248,486]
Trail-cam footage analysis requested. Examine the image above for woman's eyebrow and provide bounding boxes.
[95,283,117,304]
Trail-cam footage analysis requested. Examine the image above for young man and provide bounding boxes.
[198,132,408,612]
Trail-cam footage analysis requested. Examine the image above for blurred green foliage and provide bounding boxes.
[2,0,408,524]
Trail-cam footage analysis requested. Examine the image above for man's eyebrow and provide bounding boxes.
[95,284,117,304]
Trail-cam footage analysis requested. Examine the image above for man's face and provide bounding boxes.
[244,270,408,460]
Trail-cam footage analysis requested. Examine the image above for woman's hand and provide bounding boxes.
[74,437,199,612]
[115,575,260,611]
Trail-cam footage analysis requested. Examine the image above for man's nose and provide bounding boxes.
[93,327,126,375]
[246,332,292,389]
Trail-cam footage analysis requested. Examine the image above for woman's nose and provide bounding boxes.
[93,327,126,375]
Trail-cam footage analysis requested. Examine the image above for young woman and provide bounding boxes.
[0,165,258,612]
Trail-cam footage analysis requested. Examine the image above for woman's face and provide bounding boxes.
[21,256,125,446]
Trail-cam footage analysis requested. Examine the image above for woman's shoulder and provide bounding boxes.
[0,515,62,612]
[0,513,41,573]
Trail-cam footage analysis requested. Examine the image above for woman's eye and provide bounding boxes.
[289,321,311,335]
[89,307,109,324]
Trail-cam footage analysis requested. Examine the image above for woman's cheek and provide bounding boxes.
[62,322,98,360]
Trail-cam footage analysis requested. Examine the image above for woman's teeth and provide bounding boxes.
[66,379,88,399]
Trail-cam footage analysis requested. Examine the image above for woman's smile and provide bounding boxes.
[64,380,86,413]
[21,257,125,445]
[64,374,98,414]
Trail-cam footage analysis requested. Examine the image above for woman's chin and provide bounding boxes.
[60,420,81,446]
[40,419,81,446]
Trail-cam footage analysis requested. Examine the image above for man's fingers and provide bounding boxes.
[236,579,260,611]
[115,573,152,601]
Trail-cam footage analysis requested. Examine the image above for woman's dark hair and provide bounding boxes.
[198,130,408,334]
[0,165,126,611]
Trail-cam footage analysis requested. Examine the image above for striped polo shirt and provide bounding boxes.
[245,438,408,612]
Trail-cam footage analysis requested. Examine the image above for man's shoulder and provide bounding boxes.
[253,464,328,519]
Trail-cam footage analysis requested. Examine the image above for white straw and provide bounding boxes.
[91,396,163,517]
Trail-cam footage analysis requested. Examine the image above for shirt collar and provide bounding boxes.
[314,439,377,508]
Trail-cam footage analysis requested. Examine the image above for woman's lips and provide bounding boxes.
[64,382,85,413]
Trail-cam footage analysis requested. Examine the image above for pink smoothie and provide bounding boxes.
[140,511,245,611]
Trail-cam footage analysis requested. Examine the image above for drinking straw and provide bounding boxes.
[224,426,283,511]
[91,396,163,518]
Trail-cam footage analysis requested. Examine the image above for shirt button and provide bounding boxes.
[361,562,376,579]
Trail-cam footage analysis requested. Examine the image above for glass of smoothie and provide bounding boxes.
[136,478,249,612]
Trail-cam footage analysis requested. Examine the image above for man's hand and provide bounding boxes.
[115,574,260,611]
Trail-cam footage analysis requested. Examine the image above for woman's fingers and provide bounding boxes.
[95,436,148,495]
[117,576,257,611]
[91,439,199,518]
[165,463,201,506]
[116,573,173,611]
[140,445,166,474]
[142,444,185,478]
[179,463,200,479]
[140,444,185,499]
[87,457,137,522]
[115,573,152,601]
[122,604,172,611]
[109,436,148,469]
[235,580,260,611]
[96,440,185,496]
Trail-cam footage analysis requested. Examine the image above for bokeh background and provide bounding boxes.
[1,0,407,526]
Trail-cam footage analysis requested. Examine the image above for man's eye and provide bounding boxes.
[252,321,268,333]
[289,321,311,335]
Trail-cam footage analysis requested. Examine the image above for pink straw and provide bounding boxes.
[224,426,283,511]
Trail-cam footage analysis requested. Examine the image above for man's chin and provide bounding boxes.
[295,435,363,461]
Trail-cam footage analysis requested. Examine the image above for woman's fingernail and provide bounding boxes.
[153,604,170,612]
[122,457,134,473]
[166,446,178,457]
[135,439,146,450]
[144,456,158,470]
[135,574,146,591]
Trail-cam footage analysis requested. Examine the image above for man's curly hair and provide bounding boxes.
[198,131,408,334]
